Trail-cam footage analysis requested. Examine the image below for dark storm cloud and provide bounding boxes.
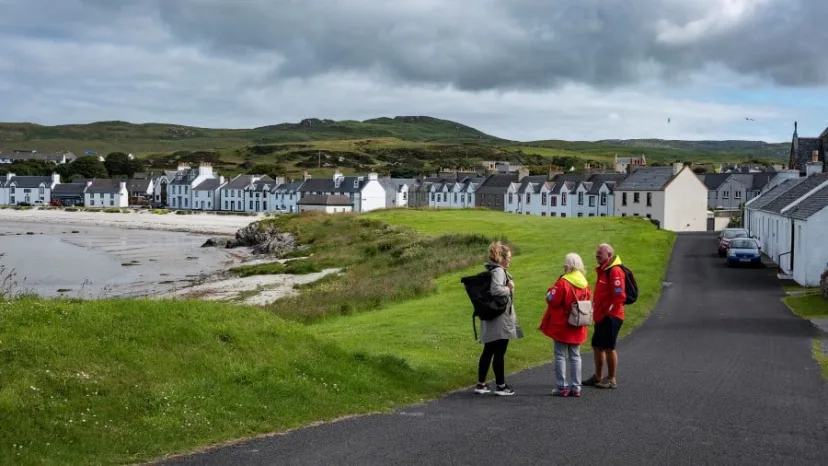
[4,0,828,90]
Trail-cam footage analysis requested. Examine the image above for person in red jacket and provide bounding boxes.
[584,243,625,389]
[539,253,592,397]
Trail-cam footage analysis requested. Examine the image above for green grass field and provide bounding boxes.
[783,294,828,319]
[0,211,674,464]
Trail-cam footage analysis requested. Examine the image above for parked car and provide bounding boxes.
[717,228,748,257]
[726,238,762,267]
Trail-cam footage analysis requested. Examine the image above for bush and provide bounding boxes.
[103,208,122,213]
[151,209,170,215]
[64,207,79,212]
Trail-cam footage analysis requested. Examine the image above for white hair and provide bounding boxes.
[598,243,614,256]
[564,253,586,274]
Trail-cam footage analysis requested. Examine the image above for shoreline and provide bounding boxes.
[0,208,263,236]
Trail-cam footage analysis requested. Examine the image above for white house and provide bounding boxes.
[783,183,828,286]
[243,176,275,212]
[167,163,218,209]
[298,171,386,213]
[378,178,417,209]
[296,194,354,214]
[429,180,477,209]
[744,169,828,277]
[193,177,226,211]
[2,173,60,206]
[0,173,12,205]
[270,181,304,213]
[84,179,129,208]
[614,164,708,231]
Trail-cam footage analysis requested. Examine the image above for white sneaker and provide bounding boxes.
[474,383,491,394]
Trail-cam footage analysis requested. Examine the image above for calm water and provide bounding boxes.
[0,222,238,298]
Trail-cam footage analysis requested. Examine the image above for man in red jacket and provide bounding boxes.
[584,243,625,389]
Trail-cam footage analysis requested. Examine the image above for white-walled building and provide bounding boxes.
[429,179,479,209]
[783,183,828,286]
[1,173,60,206]
[193,177,226,211]
[297,194,353,214]
[167,163,218,210]
[614,164,708,231]
[270,181,303,213]
[84,179,129,208]
[298,171,386,213]
[378,178,417,209]
[243,177,275,213]
[744,170,828,280]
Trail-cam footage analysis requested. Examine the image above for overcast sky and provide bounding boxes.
[1,0,826,142]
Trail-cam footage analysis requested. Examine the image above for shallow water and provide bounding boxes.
[0,221,240,298]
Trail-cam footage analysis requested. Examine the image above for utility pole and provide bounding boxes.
[318,150,321,168]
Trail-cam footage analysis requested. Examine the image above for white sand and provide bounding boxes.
[157,268,343,306]
[0,208,263,235]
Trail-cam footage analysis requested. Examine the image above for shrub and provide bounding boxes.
[103,208,122,213]
[151,209,170,215]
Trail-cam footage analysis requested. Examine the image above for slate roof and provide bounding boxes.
[750,173,778,190]
[784,184,828,220]
[379,178,417,193]
[760,174,828,213]
[169,168,198,186]
[1,151,75,163]
[700,173,731,190]
[746,178,802,210]
[127,178,152,193]
[221,174,255,190]
[272,181,303,193]
[194,178,224,191]
[5,176,52,188]
[0,175,7,186]
[475,174,518,195]
[85,179,124,194]
[247,179,275,193]
[52,183,87,196]
[297,194,353,206]
[614,167,676,191]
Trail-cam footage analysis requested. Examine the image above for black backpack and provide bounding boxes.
[461,270,510,340]
[606,264,638,305]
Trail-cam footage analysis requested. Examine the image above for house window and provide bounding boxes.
[90,200,95,206]
[735,191,742,199]
[551,213,557,217]
[263,202,267,210]
[723,191,730,199]
[600,214,606,217]
[402,192,407,201]
[508,193,513,204]
[561,213,566,218]
[600,193,607,206]
[542,193,547,205]
[633,193,640,204]
[551,196,557,207]
[250,201,254,210]
[460,194,465,203]
[454,193,457,203]
[437,193,442,202]
[224,201,228,210]
[578,213,584,217]
[588,196,595,207]
[110,200,114,206]
[542,212,546,216]
[622,213,627,217]
[496,197,501,206]
[39,186,44,195]
[561,193,567,206]
[646,214,652,219]
[622,193,628,206]
[589,213,595,217]
[526,193,531,204]
[646,192,652,207]
[578,192,584,205]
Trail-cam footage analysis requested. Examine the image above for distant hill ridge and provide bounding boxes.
[0,116,789,159]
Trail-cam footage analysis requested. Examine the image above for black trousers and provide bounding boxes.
[478,339,509,385]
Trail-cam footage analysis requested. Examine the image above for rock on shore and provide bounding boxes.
[225,221,297,255]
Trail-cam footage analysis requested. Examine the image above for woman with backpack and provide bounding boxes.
[474,241,523,396]
[539,253,592,397]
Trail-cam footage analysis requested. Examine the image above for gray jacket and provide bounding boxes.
[479,262,524,344]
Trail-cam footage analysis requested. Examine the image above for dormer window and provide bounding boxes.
[353,179,359,189]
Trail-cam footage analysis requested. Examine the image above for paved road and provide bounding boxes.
[165,233,828,465]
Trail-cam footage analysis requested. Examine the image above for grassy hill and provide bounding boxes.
[0,211,675,464]
[0,116,789,179]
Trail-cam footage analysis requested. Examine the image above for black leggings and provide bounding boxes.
[478,339,509,385]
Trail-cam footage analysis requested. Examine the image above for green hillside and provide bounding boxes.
[0,116,789,180]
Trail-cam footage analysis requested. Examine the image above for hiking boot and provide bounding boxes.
[494,384,515,396]
[595,378,617,389]
[582,375,600,386]
[474,383,491,395]
[551,387,569,397]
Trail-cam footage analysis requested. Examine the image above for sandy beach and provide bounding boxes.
[0,208,262,235]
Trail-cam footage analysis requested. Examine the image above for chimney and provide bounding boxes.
[302,170,311,181]
[51,173,60,186]
[119,181,127,193]
[219,175,225,184]
[177,163,189,171]
[672,162,683,176]
[368,172,378,181]
[7,172,15,180]
[806,160,824,177]
[199,163,213,177]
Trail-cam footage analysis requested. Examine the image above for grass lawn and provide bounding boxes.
[0,211,675,464]
[783,294,828,319]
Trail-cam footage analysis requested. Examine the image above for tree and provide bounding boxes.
[104,152,134,177]
[247,163,286,180]
[69,156,108,179]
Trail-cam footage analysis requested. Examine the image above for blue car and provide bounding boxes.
[726,238,762,267]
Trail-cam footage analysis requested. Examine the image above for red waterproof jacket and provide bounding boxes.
[594,255,626,322]
[539,272,591,345]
